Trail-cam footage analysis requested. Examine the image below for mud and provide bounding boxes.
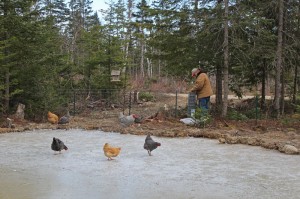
[0,129,299,199]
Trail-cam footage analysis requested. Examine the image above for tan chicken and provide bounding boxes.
[47,111,59,124]
[103,143,121,160]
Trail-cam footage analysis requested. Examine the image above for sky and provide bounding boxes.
[92,0,154,13]
[92,1,108,13]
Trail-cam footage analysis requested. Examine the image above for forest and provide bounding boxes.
[0,0,299,121]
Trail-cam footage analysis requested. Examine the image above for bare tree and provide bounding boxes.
[125,0,133,60]
[140,37,145,77]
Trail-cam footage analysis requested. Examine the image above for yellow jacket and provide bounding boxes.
[189,73,213,99]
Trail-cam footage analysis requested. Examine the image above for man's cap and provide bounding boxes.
[191,68,200,77]
[191,68,199,73]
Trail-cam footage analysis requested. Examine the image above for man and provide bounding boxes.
[189,68,213,110]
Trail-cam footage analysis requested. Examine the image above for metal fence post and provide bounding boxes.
[175,90,178,117]
[73,90,76,116]
[255,95,258,125]
[129,91,132,115]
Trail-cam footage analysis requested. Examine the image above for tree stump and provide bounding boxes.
[15,103,25,120]
[6,118,14,128]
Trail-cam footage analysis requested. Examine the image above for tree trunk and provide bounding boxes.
[280,3,287,115]
[261,59,266,112]
[4,69,10,114]
[274,0,284,118]
[280,68,285,115]
[292,1,300,104]
[147,58,152,78]
[222,0,229,117]
[293,65,298,104]
[140,38,145,77]
[125,0,133,60]
[215,64,223,114]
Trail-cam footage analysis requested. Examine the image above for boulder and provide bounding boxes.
[282,145,299,155]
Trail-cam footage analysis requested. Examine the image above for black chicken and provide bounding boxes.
[51,137,68,153]
[143,134,161,156]
[58,115,69,124]
[58,111,70,124]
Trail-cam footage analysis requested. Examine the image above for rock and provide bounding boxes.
[286,131,297,138]
[162,131,176,137]
[218,138,226,144]
[239,137,249,144]
[225,135,239,144]
[175,131,188,137]
[282,145,299,155]
[260,139,277,150]
[247,137,260,146]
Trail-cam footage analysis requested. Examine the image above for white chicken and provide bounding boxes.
[119,112,137,127]
[180,118,197,125]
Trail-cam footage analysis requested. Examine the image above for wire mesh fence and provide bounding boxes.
[59,89,141,116]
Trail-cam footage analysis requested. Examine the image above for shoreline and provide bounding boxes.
[1,116,299,155]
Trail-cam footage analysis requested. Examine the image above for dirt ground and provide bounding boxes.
[1,93,300,155]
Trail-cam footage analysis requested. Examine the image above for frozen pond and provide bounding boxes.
[0,129,299,199]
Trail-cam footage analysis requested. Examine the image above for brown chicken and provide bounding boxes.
[103,143,121,160]
[47,111,59,124]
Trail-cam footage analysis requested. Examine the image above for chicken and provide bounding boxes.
[48,111,59,124]
[180,118,197,125]
[58,111,70,124]
[51,137,68,153]
[144,134,161,156]
[103,143,121,160]
[119,112,138,127]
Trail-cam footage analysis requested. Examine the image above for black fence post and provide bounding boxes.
[128,91,132,115]
[255,95,258,125]
[175,90,178,117]
[122,88,126,114]
[73,90,76,116]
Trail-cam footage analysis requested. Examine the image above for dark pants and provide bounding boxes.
[197,96,210,110]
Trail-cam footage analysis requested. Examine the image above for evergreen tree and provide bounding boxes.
[99,0,128,88]
[37,0,70,30]
[0,0,36,115]
[0,0,66,118]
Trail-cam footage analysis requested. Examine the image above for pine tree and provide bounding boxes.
[0,0,35,115]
